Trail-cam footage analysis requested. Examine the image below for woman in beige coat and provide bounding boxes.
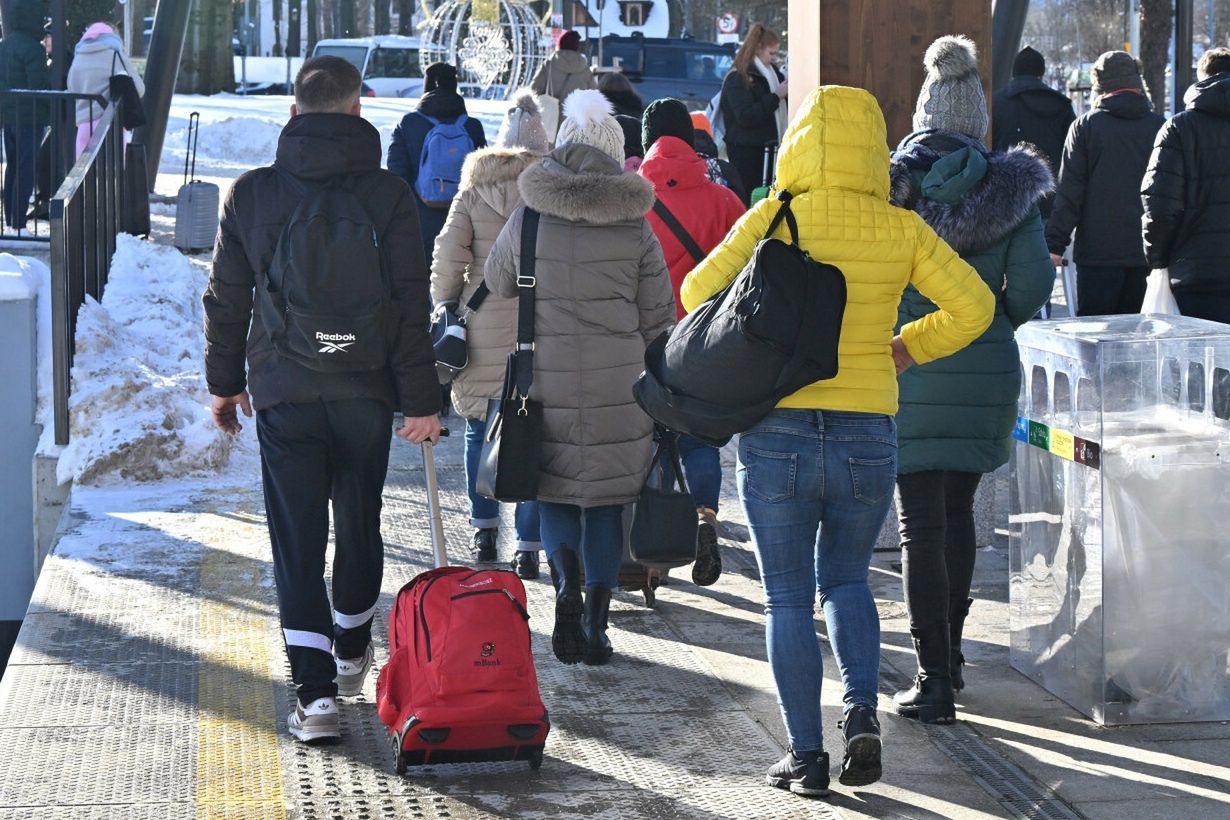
[432,91,549,578]
[486,90,675,667]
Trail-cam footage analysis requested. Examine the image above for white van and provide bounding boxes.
[312,36,424,98]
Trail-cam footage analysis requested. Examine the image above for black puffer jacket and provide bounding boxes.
[992,77,1076,175]
[0,0,49,124]
[719,67,782,148]
[204,113,439,417]
[1046,92,1164,266]
[1141,73,1230,293]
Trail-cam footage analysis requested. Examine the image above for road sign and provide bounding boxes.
[717,11,739,36]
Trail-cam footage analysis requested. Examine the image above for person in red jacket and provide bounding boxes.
[638,97,746,587]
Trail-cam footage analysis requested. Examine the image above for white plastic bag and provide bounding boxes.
[1141,268,1180,315]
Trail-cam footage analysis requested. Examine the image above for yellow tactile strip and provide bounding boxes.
[196,532,287,820]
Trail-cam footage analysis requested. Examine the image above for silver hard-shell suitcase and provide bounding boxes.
[174,112,219,253]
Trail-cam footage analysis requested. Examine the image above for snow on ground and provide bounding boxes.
[161,94,510,176]
[1,254,53,436]
[55,234,250,485]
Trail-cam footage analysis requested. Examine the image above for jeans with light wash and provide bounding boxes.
[737,409,897,754]
[463,417,541,551]
[537,502,624,590]
[677,435,721,512]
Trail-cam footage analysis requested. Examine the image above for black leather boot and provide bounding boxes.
[582,586,613,666]
[892,623,956,724]
[547,547,585,664]
[950,597,973,692]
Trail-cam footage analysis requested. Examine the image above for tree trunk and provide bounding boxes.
[336,0,356,37]
[180,0,236,94]
[398,0,414,35]
[1140,0,1173,113]
[375,0,391,36]
[307,0,319,52]
[273,0,283,57]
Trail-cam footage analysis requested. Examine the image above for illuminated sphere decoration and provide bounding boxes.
[420,0,550,100]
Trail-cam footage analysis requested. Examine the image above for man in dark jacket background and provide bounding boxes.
[1142,48,1230,322]
[992,46,1076,219]
[0,0,50,231]
[1046,51,1163,316]
[387,62,486,265]
[203,56,441,743]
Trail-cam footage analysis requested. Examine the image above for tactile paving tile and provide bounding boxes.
[25,559,202,617]
[0,726,194,807]
[0,807,196,820]
[640,787,847,819]
[8,609,202,667]
[0,661,197,728]
[535,651,724,715]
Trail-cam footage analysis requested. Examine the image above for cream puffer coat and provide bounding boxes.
[485,144,676,507]
[432,147,541,420]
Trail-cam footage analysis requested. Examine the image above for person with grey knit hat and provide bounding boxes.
[891,34,1055,725]
[485,87,674,668]
[1046,51,1163,316]
[431,88,548,577]
[992,45,1075,218]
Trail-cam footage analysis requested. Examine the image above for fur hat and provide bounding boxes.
[555,89,625,163]
[496,89,549,153]
[1013,46,1046,78]
[1091,51,1145,98]
[641,98,695,150]
[913,35,989,140]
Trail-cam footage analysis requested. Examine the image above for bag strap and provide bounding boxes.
[762,190,800,246]
[512,208,541,400]
[653,426,691,495]
[463,281,490,314]
[652,199,706,265]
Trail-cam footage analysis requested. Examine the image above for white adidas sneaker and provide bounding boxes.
[334,643,375,697]
[288,696,340,743]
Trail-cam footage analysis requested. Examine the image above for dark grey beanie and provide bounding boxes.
[912,35,989,140]
[1091,51,1145,97]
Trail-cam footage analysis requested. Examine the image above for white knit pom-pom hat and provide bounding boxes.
[554,89,625,163]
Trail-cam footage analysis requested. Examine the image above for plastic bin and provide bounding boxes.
[1009,315,1230,725]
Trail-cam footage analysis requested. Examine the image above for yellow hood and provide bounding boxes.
[775,86,890,200]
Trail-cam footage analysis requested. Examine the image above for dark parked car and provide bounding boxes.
[594,34,735,111]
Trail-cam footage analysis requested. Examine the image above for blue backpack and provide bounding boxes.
[414,113,475,208]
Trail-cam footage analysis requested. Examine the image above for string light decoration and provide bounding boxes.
[419,0,549,99]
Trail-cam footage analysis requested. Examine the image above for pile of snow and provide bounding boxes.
[57,235,232,484]
[164,115,285,169]
[0,254,53,433]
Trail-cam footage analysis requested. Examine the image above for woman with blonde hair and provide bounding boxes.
[718,23,787,200]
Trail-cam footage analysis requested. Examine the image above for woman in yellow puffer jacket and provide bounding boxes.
[680,85,994,797]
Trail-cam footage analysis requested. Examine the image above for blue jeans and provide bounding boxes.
[677,435,721,511]
[464,417,541,550]
[538,502,623,590]
[737,409,896,754]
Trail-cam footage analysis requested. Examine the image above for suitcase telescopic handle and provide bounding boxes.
[185,111,201,185]
[421,428,451,569]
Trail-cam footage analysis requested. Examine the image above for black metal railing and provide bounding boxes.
[49,95,129,446]
[0,90,107,240]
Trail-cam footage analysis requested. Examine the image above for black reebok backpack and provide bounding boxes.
[259,171,391,373]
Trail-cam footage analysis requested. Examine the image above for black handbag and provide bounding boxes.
[630,429,700,570]
[109,52,146,130]
[633,191,847,446]
[431,282,489,384]
[475,209,543,502]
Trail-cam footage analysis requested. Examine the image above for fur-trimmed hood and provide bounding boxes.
[460,147,540,217]
[517,143,654,224]
[890,141,1052,254]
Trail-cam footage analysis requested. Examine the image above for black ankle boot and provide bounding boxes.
[893,622,956,724]
[950,597,973,692]
[582,586,613,666]
[472,528,497,563]
[547,547,585,664]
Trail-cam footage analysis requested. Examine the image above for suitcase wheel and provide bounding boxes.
[643,585,656,608]
[528,748,544,770]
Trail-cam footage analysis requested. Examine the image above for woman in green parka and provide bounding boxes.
[889,36,1054,724]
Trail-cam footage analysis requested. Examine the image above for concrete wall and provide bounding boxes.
[0,296,39,621]
[789,0,993,144]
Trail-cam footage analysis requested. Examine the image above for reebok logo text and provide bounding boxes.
[316,331,356,354]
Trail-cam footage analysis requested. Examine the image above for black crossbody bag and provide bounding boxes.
[475,209,543,502]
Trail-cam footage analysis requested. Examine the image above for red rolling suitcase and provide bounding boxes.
[375,436,549,773]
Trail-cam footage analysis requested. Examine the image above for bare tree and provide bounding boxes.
[179,0,236,94]
[308,0,320,52]
[288,0,303,56]
[273,0,284,57]
[398,0,415,35]
[1140,0,1173,112]
[375,0,391,35]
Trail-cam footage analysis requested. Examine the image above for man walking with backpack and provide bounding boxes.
[203,56,441,743]
[388,62,487,265]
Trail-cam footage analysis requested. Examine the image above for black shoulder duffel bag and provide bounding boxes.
[633,191,847,446]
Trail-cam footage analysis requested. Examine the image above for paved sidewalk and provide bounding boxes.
[1,420,1227,819]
